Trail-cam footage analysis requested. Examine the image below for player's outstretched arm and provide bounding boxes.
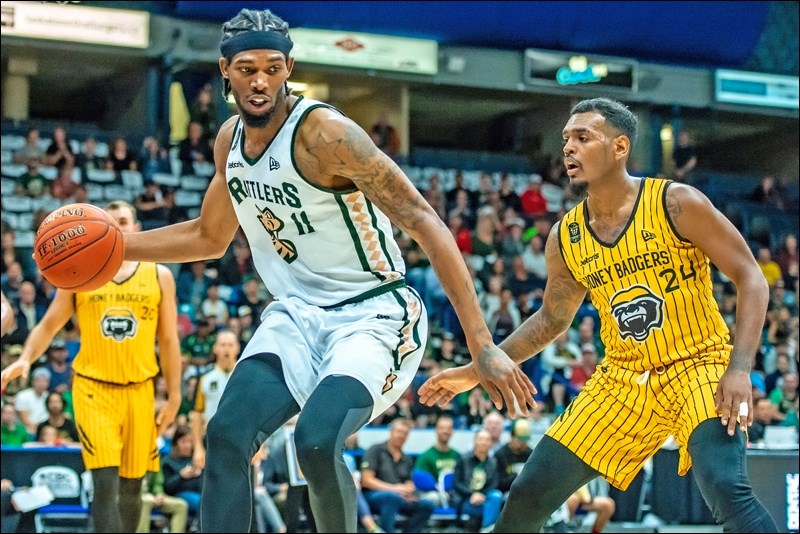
[0,290,74,392]
[665,183,769,436]
[419,223,585,408]
[295,110,535,416]
[124,117,241,264]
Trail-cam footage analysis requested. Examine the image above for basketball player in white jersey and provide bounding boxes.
[122,8,535,533]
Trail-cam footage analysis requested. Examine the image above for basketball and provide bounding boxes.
[33,203,125,292]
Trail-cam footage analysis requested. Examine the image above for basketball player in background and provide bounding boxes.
[120,8,534,533]
[0,201,182,533]
[420,98,778,532]
[0,291,14,337]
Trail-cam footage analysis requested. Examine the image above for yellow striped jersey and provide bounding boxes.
[558,178,730,371]
[73,262,162,384]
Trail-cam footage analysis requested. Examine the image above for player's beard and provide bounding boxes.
[234,90,280,129]
[569,180,588,200]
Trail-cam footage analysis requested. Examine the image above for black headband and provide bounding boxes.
[220,31,293,60]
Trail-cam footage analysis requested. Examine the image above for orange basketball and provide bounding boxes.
[33,203,125,292]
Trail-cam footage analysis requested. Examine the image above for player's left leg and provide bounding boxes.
[689,419,778,532]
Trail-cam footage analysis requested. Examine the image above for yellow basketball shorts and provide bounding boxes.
[73,374,160,479]
[546,355,728,490]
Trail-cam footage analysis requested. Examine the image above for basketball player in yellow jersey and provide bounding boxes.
[0,201,182,533]
[420,98,778,532]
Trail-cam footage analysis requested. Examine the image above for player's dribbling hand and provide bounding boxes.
[715,369,753,436]
[0,359,31,395]
[418,364,480,408]
[473,344,536,418]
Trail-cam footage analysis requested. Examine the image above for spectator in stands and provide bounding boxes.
[138,137,172,182]
[520,174,547,222]
[189,84,219,144]
[498,218,526,262]
[451,428,502,532]
[481,411,506,455]
[250,441,288,534]
[672,131,698,182]
[135,180,169,230]
[360,418,435,533]
[498,173,522,216]
[370,112,401,160]
[234,276,267,327]
[414,414,461,489]
[757,246,784,288]
[14,126,45,165]
[748,397,783,445]
[107,137,138,173]
[576,317,603,358]
[218,241,256,287]
[488,289,520,344]
[163,189,190,226]
[765,347,793,396]
[449,188,477,231]
[0,261,25,308]
[162,424,203,515]
[75,136,107,177]
[180,317,216,373]
[12,281,44,340]
[35,391,78,444]
[42,339,72,393]
[421,172,447,221]
[570,343,599,391]
[521,234,547,286]
[50,164,79,200]
[767,306,796,351]
[178,375,198,421]
[776,234,798,288]
[178,121,214,176]
[750,174,786,210]
[769,372,798,422]
[15,156,47,198]
[176,261,212,309]
[506,255,543,300]
[540,332,581,415]
[14,366,51,436]
[190,331,239,470]
[136,464,189,534]
[565,480,616,534]
[446,170,477,214]
[1,227,37,282]
[1,402,29,445]
[44,125,75,172]
[201,283,230,325]
[495,418,534,494]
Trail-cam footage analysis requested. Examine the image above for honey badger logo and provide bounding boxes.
[610,285,664,342]
[257,205,298,264]
[101,308,138,341]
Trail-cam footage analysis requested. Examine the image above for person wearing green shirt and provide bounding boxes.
[414,415,461,506]
[1,403,30,446]
[136,466,189,533]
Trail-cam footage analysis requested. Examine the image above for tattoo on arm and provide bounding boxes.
[666,187,683,225]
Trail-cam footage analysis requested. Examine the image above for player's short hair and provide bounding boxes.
[105,200,138,223]
[571,98,638,147]
[220,8,293,98]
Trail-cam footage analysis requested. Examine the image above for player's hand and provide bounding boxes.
[193,446,206,471]
[473,344,536,418]
[0,359,31,394]
[155,397,180,436]
[715,369,752,436]
[418,364,480,408]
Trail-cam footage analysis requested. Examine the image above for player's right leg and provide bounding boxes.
[493,436,597,533]
[201,353,301,533]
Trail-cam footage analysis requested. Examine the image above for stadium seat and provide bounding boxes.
[121,170,144,190]
[31,466,93,533]
[180,175,208,191]
[411,469,460,525]
[1,164,28,178]
[151,172,180,188]
[86,169,116,183]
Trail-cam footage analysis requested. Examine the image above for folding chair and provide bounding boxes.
[31,466,93,533]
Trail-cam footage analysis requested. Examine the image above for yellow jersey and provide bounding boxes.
[73,262,162,384]
[558,178,730,371]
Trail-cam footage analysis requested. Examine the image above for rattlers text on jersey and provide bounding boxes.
[558,178,731,371]
[225,96,405,308]
[73,262,162,384]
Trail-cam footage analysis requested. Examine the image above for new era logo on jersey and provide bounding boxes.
[269,157,281,171]
[642,229,657,242]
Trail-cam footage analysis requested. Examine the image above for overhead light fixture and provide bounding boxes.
[660,125,673,142]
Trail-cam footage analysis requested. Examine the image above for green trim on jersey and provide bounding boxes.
[320,278,406,310]
[239,96,306,166]
[390,287,423,371]
[335,194,382,280]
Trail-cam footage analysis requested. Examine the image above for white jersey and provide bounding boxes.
[194,366,233,422]
[225,97,405,308]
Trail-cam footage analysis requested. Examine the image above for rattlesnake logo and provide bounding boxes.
[257,206,297,264]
